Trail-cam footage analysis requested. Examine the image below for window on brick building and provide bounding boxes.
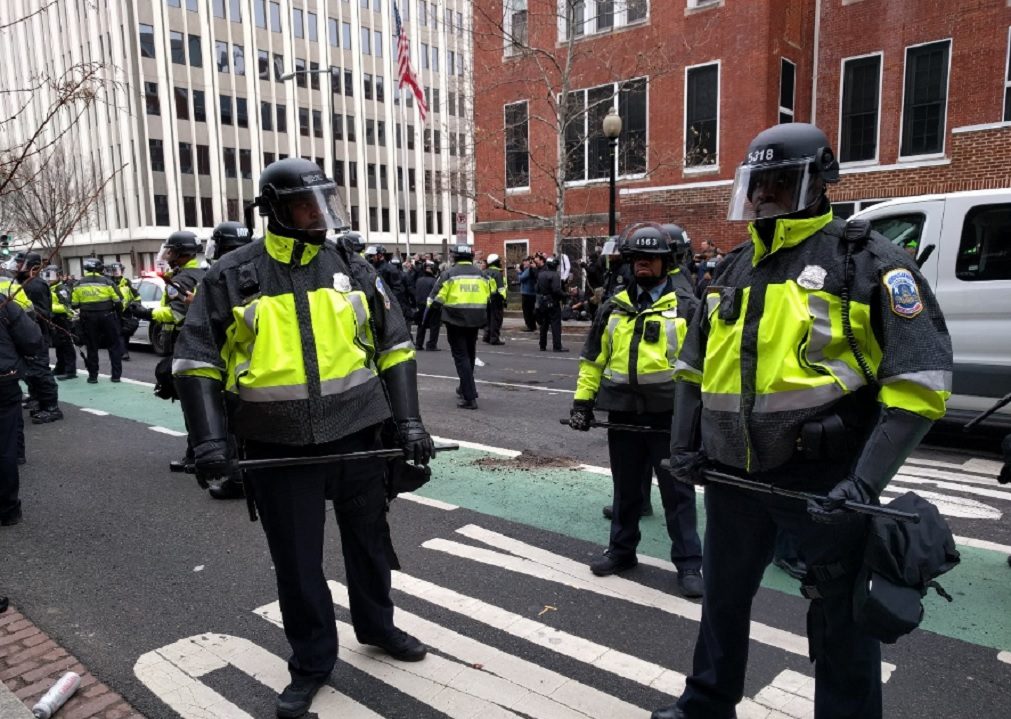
[685,62,718,168]
[560,0,647,41]
[1004,28,1011,121]
[505,1,527,53]
[596,1,613,31]
[900,40,950,157]
[619,77,647,175]
[779,58,795,123]
[505,101,530,189]
[840,54,881,163]
[564,78,647,183]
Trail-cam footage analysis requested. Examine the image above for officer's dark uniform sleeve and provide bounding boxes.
[872,254,953,421]
[3,301,43,358]
[173,267,231,382]
[349,256,415,373]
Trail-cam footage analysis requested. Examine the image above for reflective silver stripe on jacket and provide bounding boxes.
[702,392,742,412]
[753,383,845,413]
[172,358,222,374]
[237,383,311,402]
[806,295,867,391]
[320,367,377,397]
[881,370,952,392]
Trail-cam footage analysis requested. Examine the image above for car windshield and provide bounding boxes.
[136,280,163,303]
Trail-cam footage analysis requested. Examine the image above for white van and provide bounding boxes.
[852,189,1011,429]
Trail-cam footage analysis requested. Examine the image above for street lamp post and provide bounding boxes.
[602,107,623,237]
[278,65,339,171]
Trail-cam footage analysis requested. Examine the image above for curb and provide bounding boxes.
[0,605,146,719]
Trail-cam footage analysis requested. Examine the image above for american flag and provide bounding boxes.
[394,2,428,123]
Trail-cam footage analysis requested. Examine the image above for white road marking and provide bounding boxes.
[881,486,1002,520]
[391,572,797,719]
[399,492,459,510]
[752,670,816,719]
[419,372,574,395]
[134,634,379,718]
[431,436,520,458]
[905,456,1004,477]
[148,425,187,437]
[998,651,1011,665]
[427,524,897,680]
[895,466,1009,489]
[80,408,109,416]
[954,535,1011,555]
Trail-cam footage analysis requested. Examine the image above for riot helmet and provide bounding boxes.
[363,245,379,260]
[451,244,474,262]
[106,261,125,278]
[423,260,437,275]
[206,221,252,261]
[727,123,839,221]
[544,256,559,270]
[41,265,61,284]
[619,223,672,281]
[344,231,366,253]
[486,253,501,267]
[389,256,402,268]
[156,230,201,269]
[15,251,43,279]
[661,223,692,265]
[256,158,348,243]
[82,257,104,274]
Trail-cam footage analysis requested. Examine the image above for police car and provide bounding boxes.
[129,274,175,356]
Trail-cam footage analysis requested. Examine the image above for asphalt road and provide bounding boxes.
[1,327,1009,718]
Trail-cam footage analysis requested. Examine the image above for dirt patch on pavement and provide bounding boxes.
[474,451,581,470]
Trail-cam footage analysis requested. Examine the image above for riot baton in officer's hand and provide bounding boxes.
[181,443,459,473]
[558,418,668,434]
[659,461,919,523]
[963,391,1011,432]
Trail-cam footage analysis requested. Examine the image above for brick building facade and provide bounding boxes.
[472,0,1011,267]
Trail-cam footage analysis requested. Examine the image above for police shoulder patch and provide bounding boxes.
[375,276,391,310]
[882,268,923,318]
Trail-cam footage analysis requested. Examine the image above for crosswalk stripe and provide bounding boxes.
[881,486,1001,520]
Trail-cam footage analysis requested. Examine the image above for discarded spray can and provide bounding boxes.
[31,671,80,719]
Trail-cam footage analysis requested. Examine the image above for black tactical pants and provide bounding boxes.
[415,305,441,350]
[677,458,881,719]
[606,411,702,571]
[246,425,396,683]
[521,293,537,330]
[51,316,77,376]
[537,302,562,350]
[0,400,21,520]
[484,295,504,343]
[81,311,122,380]
[23,335,58,409]
[445,323,479,402]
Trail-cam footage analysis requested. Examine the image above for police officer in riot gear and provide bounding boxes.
[428,244,491,409]
[661,223,695,298]
[71,257,124,384]
[600,237,634,301]
[652,123,953,719]
[173,158,433,718]
[367,245,414,325]
[45,266,77,380]
[482,254,506,345]
[413,261,440,350]
[105,262,138,360]
[535,256,568,352]
[569,224,703,595]
[14,252,62,423]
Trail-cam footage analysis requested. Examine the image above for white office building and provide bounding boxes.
[0,0,473,275]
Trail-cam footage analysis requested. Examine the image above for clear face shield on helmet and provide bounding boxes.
[727,158,820,221]
[267,184,349,234]
[107,262,124,278]
[0,258,18,274]
[42,267,60,283]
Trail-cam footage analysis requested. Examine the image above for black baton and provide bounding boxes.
[558,418,669,434]
[180,443,460,474]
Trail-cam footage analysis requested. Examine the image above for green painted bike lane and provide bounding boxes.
[58,377,1011,655]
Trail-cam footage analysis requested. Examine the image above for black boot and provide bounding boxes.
[208,478,245,500]
[275,677,326,718]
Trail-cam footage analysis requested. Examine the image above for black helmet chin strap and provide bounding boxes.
[244,200,260,236]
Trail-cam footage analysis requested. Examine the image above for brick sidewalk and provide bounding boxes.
[0,604,146,719]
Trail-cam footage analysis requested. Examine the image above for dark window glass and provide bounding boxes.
[376,76,384,103]
[154,195,170,226]
[175,87,189,120]
[407,125,414,150]
[264,151,276,166]
[955,204,1011,281]
[350,206,359,230]
[216,41,229,72]
[349,161,358,187]
[840,55,881,162]
[344,69,354,96]
[685,64,718,167]
[145,82,160,115]
[596,1,613,31]
[333,113,343,140]
[193,90,206,121]
[564,92,585,180]
[258,50,270,79]
[276,103,287,132]
[261,101,273,130]
[200,197,214,225]
[236,97,248,127]
[312,109,322,137]
[628,0,646,22]
[901,41,950,156]
[179,142,193,173]
[377,120,385,145]
[310,61,320,90]
[183,196,197,226]
[367,163,377,189]
[188,34,202,67]
[347,115,356,142]
[233,44,245,75]
[269,1,281,31]
[619,77,646,175]
[240,149,252,179]
[223,147,237,178]
[505,102,529,188]
[780,58,795,120]
[139,23,155,58]
[363,73,373,100]
[295,58,306,87]
[366,119,375,145]
[333,160,344,185]
[197,144,211,174]
[299,107,310,136]
[220,95,233,125]
[170,31,185,64]
[149,139,165,172]
[227,198,240,220]
[379,165,387,189]
[586,85,611,180]
[273,53,283,81]
[255,0,266,28]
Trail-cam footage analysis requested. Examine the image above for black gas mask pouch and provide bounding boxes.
[717,286,743,322]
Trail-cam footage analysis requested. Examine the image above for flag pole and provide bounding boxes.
[401,94,412,259]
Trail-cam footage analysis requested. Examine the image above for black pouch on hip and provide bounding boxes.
[643,320,661,343]
[717,286,742,322]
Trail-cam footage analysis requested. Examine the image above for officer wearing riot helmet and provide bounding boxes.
[428,244,491,409]
[599,237,634,301]
[652,123,953,719]
[661,224,695,299]
[482,254,507,345]
[105,262,139,360]
[131,231,207,471]
[172,158,434,718]
[14,252,62,423]
[535,256,568,352]
[45,266,77,380]
[71,257,124,384]
[413,261,441,350]
[367,246,414,325]
[569,224,703,596]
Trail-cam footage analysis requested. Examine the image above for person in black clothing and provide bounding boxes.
[15,252,62,424]
[483,254,506,345]
[366,246,414,324]
[45,266,77,380]
[413,261,441,350]
[600,239,635,301]
[535,256,568,352]
[0,292,43,526]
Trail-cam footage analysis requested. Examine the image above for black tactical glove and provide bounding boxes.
[130,302,153,320]
[568,400,594,431]
[999,466,1011,485]
[397,418,435,465]
[808,406,932,522]
[807,475,878,524]
[383,361,434,465]
[669,381,707,485]
[192,439,234,489]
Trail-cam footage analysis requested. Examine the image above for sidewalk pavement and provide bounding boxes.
[0,679,33,718]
